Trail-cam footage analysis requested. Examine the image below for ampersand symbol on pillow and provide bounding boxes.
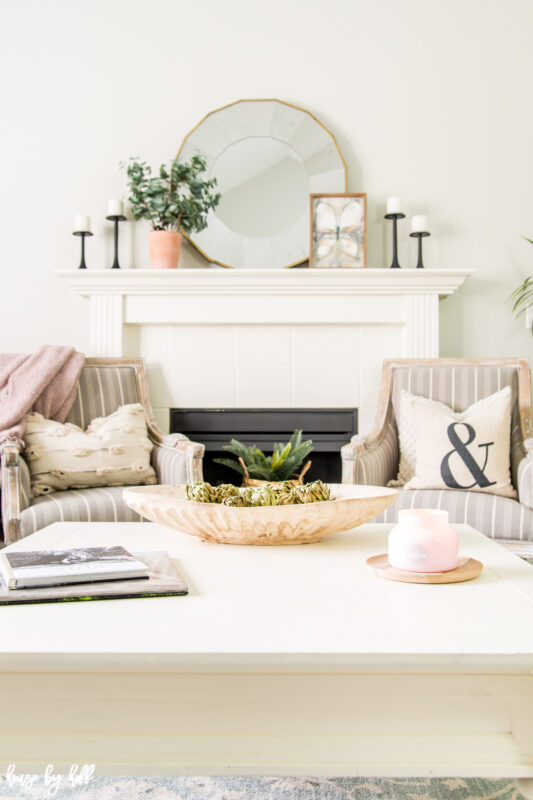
[440,422,496,490]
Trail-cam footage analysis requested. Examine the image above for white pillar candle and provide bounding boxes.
[386,197,402,214]
[107,198,124,216]
[411,214,429,233]
[74,214,91,232]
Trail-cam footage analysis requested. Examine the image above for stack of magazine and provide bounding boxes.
[0,546,188,604]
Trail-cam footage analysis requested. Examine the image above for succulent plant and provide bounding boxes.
[214,429,313,482]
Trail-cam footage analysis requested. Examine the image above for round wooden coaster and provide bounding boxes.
[366,554,483,584]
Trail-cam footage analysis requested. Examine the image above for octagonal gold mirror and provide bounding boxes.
[177,99,347,269]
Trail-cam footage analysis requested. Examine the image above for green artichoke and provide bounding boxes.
[215,484,240,503]
[185,481,216,503]
[271,481,296,505]
[293,480,331,504]
[223,494,248,507]
[185,479,332,507]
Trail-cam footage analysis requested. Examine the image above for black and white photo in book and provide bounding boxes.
[6,546,142,568]
[0,546,149,590]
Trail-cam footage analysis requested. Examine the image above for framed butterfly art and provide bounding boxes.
[310,193,367,268]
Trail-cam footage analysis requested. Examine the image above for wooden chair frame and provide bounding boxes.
[371,357,531,448]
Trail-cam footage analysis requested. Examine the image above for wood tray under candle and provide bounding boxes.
[366,554,483,584]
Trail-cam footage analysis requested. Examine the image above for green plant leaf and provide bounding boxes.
[271,442,291,470]
[246,465,275,480]
[514,296,533,315]
[212,457,245,475]
[214,431,313,481]
[220,440,249,460]
[121,154,220,233]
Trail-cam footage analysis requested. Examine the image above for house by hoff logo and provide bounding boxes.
[3,763,95,797]
[440,422,496,490]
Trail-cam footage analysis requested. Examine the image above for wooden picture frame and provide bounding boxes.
[309,193,367,268]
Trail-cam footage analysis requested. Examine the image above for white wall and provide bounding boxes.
[1,0,532,360]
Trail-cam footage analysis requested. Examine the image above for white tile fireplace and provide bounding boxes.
[56,269,472,435]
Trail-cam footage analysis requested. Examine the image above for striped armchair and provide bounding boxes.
[1,358,204,545]
[341,358,533,555]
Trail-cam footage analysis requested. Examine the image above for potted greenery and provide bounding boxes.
[510,236,533,330]
[214,430,314,487]
[123,154,220,269]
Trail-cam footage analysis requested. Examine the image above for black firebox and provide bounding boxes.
[169,408,357,485]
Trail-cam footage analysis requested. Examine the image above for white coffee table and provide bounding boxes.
[1,521,533,784]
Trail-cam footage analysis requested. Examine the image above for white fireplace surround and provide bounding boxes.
[56,269,472,436]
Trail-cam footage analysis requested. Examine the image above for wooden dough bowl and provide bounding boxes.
[123,484,399,546]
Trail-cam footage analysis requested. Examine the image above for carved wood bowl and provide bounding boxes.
[123,484,399,545]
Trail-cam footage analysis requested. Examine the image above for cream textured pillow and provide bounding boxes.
[402,387,516,498]
[24,403,157,496]
[391,389,418,486]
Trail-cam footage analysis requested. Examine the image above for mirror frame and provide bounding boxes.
[177,98,347,269]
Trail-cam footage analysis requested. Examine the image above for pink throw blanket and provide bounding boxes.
[0,345,85,447]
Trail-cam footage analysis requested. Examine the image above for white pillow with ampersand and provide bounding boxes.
[403,387,516,498]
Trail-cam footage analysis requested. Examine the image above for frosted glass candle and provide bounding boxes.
[386,197,402,214]
[74,214,91,233]
[411,214,429,233]
[107,198,124,216]
[388,508,458,573]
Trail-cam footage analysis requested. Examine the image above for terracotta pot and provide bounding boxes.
[148,230,182,269]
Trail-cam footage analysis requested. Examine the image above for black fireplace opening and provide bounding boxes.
[170,408,358,485]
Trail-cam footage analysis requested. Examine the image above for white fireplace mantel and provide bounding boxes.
[56,268,472,434]
[56,268,472,357]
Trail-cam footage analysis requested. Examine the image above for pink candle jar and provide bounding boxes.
[388,509,458,573]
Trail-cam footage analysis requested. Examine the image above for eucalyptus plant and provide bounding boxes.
[122,154,220,233]
[510,236,533,332]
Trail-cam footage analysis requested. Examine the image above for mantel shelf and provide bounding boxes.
[55,268,473,299]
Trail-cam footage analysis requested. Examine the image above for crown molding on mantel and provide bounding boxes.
[55,268,473,299]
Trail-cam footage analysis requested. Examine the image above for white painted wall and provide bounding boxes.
[1,0,532,361]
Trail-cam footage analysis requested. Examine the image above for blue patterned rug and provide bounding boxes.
[0,776,523,800]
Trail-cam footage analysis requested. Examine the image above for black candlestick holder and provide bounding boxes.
[106,214,127,269]
[409,230,431,269]
[384,212,405,269]
[73,230,93,270]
